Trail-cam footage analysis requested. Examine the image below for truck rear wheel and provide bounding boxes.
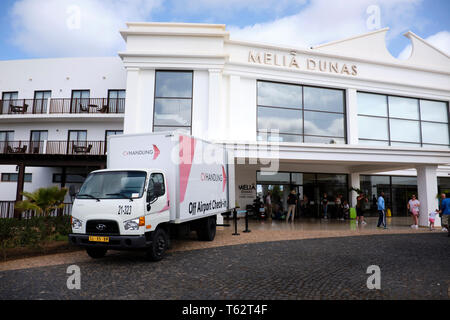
[146,228,168,262]
[197,215,216,241]
[86,247,107,259]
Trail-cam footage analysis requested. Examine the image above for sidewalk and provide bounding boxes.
[0,217,439,272]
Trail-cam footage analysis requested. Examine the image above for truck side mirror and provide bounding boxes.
[147,183,162,203]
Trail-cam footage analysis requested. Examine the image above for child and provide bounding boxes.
[429,209,439,231]
[342,200,350,220]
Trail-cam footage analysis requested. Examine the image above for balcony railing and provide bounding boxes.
[0,98,125,115]
[50,98,125,114]
[0,99,49,114]
[0,140,107,156]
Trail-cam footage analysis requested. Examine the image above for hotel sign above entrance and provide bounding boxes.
[248,51,358,76]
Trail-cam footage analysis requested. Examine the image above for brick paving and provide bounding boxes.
[0,217,435,272]
[0,232,449,300]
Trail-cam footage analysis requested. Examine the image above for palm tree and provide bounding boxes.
[15,186,68,217]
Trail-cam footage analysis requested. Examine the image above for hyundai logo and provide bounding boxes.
[96,224,107,231]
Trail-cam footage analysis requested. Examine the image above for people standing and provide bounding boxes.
[407,194,420,229]
[438,194,447,232]
[428,209,439,231]
[342,200,350,219]
[440,194,450,234]
[376,192,387,229]
[321,193,329,219]
[265,192,272,219]
[356,193,368,225]
[286,189,297,223]
[335,194,343,220]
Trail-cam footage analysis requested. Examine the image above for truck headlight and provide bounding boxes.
[124,217,145,231]
[71,217,83,230]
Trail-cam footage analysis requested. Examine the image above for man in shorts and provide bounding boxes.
[440,194,450,235]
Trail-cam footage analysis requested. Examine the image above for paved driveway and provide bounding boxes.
[0,233,449,300]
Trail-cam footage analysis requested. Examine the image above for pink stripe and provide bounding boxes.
[159,181,170,213]
[179,135,196,203]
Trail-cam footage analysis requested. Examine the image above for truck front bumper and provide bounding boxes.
[68,234,150,250]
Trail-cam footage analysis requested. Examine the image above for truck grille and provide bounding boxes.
[86,220,120,235]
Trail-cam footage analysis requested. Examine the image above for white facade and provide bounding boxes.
[1,23,449,226]
[118,23,450,226]
[0,57,126,202]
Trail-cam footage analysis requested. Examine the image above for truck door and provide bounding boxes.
[146,172,168,214]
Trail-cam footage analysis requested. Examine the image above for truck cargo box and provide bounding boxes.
[107,132,235,223]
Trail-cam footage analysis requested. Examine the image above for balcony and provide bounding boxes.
[0,98,125,115]
[0,140,107,156]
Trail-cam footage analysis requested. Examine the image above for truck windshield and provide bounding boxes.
[77,171,147,200]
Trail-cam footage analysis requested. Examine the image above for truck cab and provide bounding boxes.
[69,168,171,261]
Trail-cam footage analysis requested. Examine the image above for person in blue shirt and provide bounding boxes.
[376,192,387,229]
[440,194,450,234]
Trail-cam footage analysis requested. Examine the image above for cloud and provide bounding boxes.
[173,0,307,15]
[228,0,423,48]
[398,30,450,59]
[9,0,162,57]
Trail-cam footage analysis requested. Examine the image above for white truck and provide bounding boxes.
[68,132,235,261]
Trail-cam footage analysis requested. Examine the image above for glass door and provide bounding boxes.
[68,130,87,153]
[30,130,48,154]
[33,91,51,113]
[71,90,90,113]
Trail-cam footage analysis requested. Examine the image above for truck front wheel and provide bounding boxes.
[197,215,216,241]
[146,228,168,262]
[86,247,107,259]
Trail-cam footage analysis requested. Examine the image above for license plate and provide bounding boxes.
[88,236,109,243]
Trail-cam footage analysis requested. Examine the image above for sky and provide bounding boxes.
[0,0,449,61]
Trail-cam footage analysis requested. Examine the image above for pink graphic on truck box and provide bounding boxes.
[222,165,227,192]
[159,181,170,213]
[179,135,196,203]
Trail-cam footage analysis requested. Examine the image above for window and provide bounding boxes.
[105,130,123,139]
[148,173,165,198]
[77,171,147,199]
[357,92,450,148]
[153,71,193,133]
[1,173,32,182]
[68,130,87,142]
[105,130,123,152]
[257,81,346,144]
[30,130,48,154]
[53,173,87,183]
[0,131,14,151]
[71,90,90,113]
[1,92,18,114]
[0,131,14,142]
[33,91,51,113]
[68,130,87,152]
[108,90,125,113]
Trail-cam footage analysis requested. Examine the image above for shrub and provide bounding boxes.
[0,215,72,260]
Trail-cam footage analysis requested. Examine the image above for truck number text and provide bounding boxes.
[118,205,132,215]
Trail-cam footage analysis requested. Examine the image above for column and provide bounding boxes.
[228,75,241,141]
[349,172,360,208]
[14,163,25,219]
[207,69,223,140]
[346,88,359,145]
[123,68,140,134]
[417,165,438,227]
